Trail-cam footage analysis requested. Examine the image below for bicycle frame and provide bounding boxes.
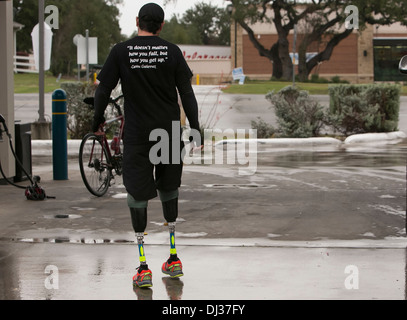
[80,94,125,196]
[83,95,124,171]
[95,96,125,170]
[97,114,124,167]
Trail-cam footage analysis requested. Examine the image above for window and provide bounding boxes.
[373,38,407,81]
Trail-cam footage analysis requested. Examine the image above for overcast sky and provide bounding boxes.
[118,0,228,36]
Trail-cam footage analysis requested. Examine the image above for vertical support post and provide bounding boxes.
[292,24,297,87]
[85,29,89,82]
[234,20,237,68]
[38,0,45,122]
[52,89,68,180]
[0,0,16,182]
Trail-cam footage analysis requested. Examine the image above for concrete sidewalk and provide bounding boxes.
[1,136,406,300]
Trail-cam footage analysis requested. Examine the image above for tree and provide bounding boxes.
[226,0,407,80]
[159,15,203,44]
[13,0,124,76]
[183,2,230,45]
[163,0,230,46]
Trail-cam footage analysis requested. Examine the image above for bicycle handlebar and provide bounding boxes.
[83,95,124,116]
[109,95,124,104]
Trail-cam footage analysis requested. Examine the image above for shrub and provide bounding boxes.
[61,82,123,139]
[330,75,349,84]
[61,82,97,139]
[309,74,329,83]
[266,85,325,138]
[328,84,400,135]
[251,117,276,138]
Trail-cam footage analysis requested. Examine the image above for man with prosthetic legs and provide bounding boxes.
[92,3,202,289]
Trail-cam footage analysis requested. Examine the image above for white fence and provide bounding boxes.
[14,55,37,73]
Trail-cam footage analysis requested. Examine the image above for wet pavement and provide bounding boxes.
[0,137,406,300]
[2,87,407,300]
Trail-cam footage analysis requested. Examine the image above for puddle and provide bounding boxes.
[204,184,276,189]
[44,214,82,219]
[71,207,96,211]
[111,193,127,199]
[0,237,134,244]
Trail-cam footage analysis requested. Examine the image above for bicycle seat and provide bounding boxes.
[83,97,95,106]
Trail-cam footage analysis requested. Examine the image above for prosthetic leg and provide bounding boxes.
[160,190,184,278]
[128,195,152,287]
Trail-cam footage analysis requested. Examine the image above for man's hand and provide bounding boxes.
[192,145,204,153]
[189,143,203,157]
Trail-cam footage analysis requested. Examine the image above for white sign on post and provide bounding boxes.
[31,22,53,70]
[77,37,98,65]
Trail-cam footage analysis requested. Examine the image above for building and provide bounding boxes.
[230,12,407,83]
[179,44,231,85]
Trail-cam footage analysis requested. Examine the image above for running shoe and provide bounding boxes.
[162,258,184,278]
[133,267,153,287]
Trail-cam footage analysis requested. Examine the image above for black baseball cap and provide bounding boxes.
[138,3,165,22]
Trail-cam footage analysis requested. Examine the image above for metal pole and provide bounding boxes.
[38,0,45,122]
[86,29,89,82]
[0,0,16,180]
[234,21,237,68]
[292,24,297,87]
[52,89,68,180]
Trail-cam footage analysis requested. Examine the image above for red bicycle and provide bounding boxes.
[79,95,124,196]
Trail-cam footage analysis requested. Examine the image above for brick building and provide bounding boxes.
[230,16,407,83]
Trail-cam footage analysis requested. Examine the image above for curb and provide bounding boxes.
[214,137,342,148]
[343,131,407,145]
[215,131,407,148]
[31,131,407,156]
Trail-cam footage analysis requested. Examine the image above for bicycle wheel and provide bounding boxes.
[79,133,111,196]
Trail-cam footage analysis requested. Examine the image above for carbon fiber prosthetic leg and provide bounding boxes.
[162,197,178,259]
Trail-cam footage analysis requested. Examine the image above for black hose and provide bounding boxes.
[0,118,34,187]
[0,158,26,189]
[7,132,34,185]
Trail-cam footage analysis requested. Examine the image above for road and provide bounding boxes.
[13,87,407,134]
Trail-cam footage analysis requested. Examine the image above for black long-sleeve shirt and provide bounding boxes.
[94,36,200,144]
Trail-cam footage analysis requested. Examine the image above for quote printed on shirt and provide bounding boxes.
[127,45,168,69]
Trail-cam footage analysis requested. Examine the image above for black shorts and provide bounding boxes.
[123,140,184,201]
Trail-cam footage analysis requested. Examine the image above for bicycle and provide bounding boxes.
[79,95,124,197]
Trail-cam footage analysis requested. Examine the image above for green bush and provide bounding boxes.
[61,82,97,139]
[328,84,400,135]
[330,75,349,84]
[266,85,325,138]
[309,74,329,83]
[251,117,276,138]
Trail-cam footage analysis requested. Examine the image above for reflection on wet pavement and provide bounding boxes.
[256,143,407,168]
[0,242,405,300]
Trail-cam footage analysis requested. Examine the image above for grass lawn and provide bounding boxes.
[222,80,407,96]
[15,73,407,96]
[14,73,74,93]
